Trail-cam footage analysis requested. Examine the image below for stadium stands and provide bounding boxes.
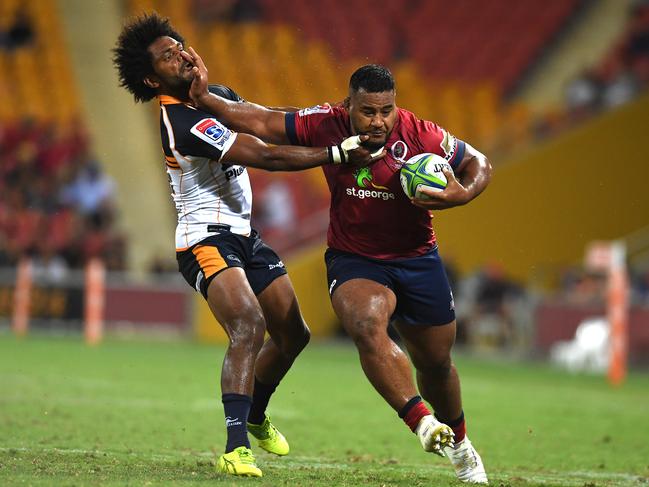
[0,1,126,272]
[563,2,649,119]
[257,0,583,94]
[0,118,127,273]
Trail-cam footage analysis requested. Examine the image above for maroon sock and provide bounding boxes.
[398,396,431,432]
[437,411,466,443]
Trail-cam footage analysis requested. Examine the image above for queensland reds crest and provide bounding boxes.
[389,141,408,168]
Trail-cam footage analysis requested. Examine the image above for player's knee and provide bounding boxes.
[416,353,453,379]
[282,322,311,358]
[346,317,386,353]
[227,310,266,354]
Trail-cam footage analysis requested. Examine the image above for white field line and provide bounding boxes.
[0,447,644,485]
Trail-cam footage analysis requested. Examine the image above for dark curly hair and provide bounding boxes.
[112,12,185,103]
[349,64,395,94]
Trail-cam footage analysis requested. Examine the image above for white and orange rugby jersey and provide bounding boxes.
[159,86,252,251]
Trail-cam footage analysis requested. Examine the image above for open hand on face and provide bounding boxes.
[181,47,210,106]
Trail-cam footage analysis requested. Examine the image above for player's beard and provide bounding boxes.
[167,76,193,99]
[361,135,388,152]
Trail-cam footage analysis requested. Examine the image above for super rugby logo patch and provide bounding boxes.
[191,118,232,151]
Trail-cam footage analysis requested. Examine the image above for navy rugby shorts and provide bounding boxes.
[177,229,287,299]
[325,246,455,326]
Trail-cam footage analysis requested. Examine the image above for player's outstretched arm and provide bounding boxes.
[412,143,492,210]
[183,47,289,145]
[222,133,383,171]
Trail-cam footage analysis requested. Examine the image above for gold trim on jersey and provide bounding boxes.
[159,95,183,105]
[192,244,227,280]
[165,155,180,169]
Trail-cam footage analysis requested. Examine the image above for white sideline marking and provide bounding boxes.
[0,447,643,484]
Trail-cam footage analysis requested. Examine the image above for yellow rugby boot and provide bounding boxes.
[216,446,262,477]
[415,415,455,456]
[247,415,290,456]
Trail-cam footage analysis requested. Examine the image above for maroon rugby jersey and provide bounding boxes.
[285,104,466,259]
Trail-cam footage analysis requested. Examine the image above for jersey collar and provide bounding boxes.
[158,95,184,105]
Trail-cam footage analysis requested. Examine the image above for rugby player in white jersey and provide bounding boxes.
[112,13,382,478]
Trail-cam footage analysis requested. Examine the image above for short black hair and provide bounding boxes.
[112,12,185,103]
[349,64,395,93]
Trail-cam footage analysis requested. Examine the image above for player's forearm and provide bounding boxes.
[266,106,299,113]
[196,93,288,144]
[458,152,492,202]
[224,133,372,171]
[257,145,333,171]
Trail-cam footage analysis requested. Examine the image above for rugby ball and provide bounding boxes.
[400,153,451,200]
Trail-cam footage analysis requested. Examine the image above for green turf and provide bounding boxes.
[1,333,648,486]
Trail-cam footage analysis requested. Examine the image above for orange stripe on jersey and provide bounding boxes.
[165,156,180,169]
[159,95,183,105]
[192,245,227,280]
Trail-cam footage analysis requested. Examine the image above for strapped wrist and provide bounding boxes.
[328,145,345,164]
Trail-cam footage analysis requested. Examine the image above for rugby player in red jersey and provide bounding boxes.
[112,14,380,479]
[184,46,492,484]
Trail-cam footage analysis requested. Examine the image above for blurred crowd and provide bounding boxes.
[0,119,127,281]
[452,259,649,352]
[534,1,649,138]
[566,2,649,118]
[449,262,531,350]
[0,7,33,52]
[558,264,649,305]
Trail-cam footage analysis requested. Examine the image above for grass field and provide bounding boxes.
[1,333,648,486]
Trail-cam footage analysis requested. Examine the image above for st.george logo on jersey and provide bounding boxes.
[191,118,231,150]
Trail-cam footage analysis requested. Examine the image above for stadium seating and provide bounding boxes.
[257,0,582,94]
[0,1,80,124]
[0,1,125,271]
